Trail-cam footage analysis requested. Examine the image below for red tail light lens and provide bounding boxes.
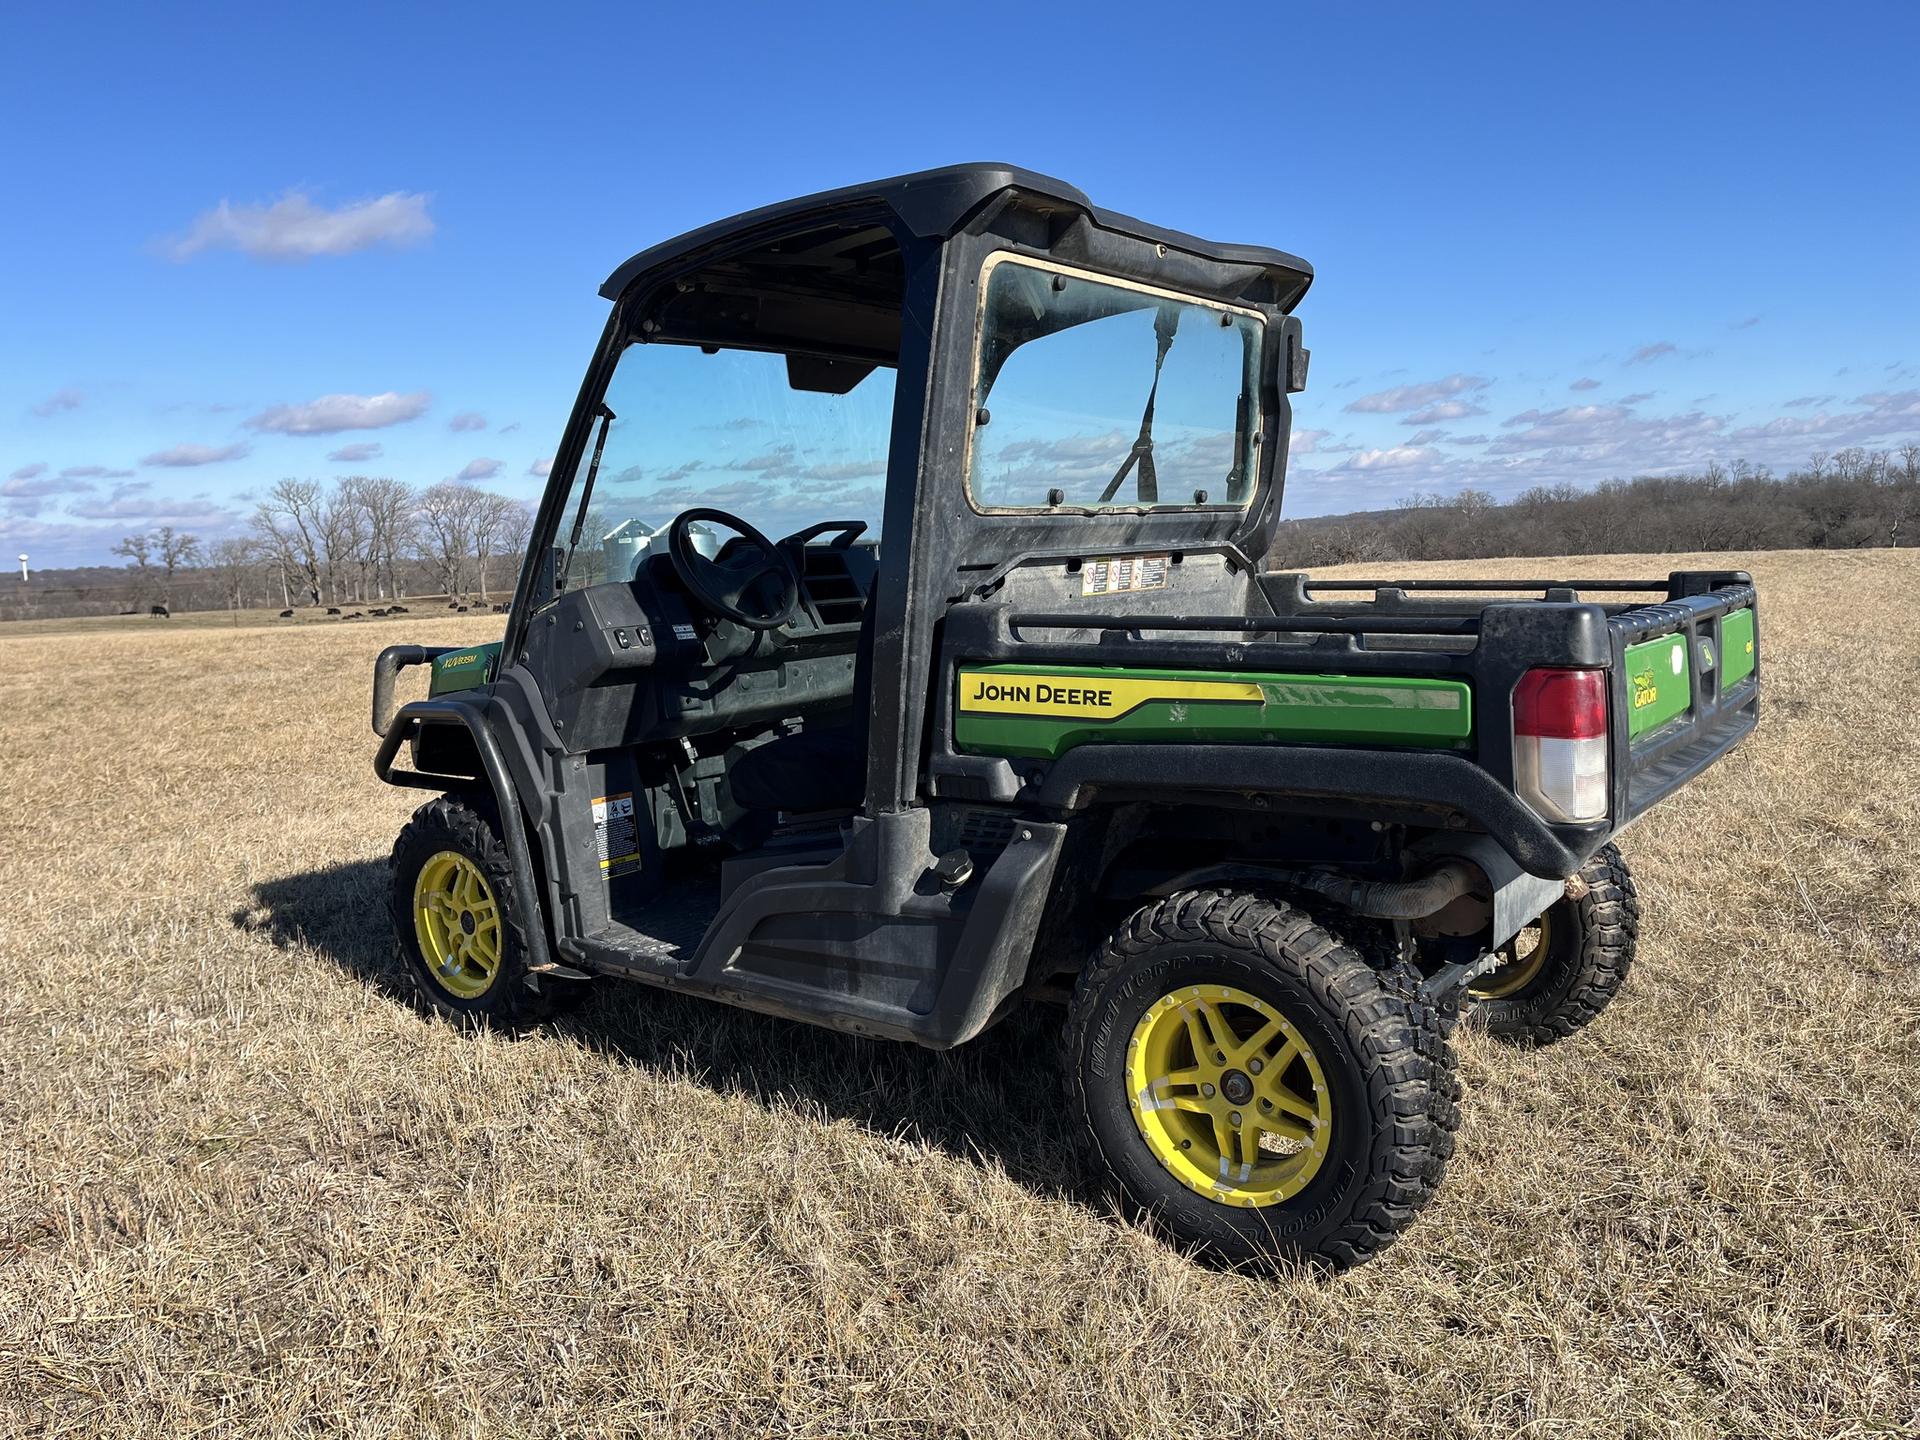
[1513,667,1609,822]
[1514,667,1608,740]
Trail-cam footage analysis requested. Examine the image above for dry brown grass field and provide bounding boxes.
[2,548,1916,1439]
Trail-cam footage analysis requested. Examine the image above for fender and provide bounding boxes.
[375,695,555,978]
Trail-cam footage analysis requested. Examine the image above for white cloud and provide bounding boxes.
[448,412,487,432]
[163,191,434,262]
[1289,428,1330,456]
[1568,377,1602,392]
[141,441,251,467]
[1489,403,1724,460]
[1627,341,1678,365]
[245,390,430,435]
[30,387,84,417]
[1401,399,1488,426]
[327,442,383,463]
[457,458,503,481]
[1335,445,1444,472]
[4,470,68,498]
[61,464,135,479]
[66,495,236,523]
[528,458,553,478]
[1344,374,1490,415]
[1728,389,1920,448]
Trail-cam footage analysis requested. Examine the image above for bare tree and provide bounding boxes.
[204,536,259,623]
[316,482,368,605]
[333,477,384,604]
[415,481,480,598]
[153,526,201,594]
[353,476,417,598]
[252,479,326,606]
[471,492,529,602]
[110,532,156,605]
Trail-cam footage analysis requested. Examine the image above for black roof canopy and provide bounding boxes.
[599,162,1314,312]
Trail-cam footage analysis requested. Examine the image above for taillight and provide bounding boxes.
[1513,668,1609,822]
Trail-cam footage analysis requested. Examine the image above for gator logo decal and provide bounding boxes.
[959,672,1263,721]
[1631,670,1659,710]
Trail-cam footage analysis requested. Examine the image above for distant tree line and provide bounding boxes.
[1271,446,1920,567]
[3,476,534,620]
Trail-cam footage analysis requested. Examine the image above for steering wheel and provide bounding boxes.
[666,507,802,631]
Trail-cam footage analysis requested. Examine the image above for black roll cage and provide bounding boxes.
[500,163,1317,822]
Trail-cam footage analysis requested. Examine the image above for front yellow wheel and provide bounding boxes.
[412,849,504,1000]
[1125,983,1334,1208]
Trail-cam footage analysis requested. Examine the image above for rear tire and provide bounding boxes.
[389,795,573,1028]
[1468,843,1638,1045]
[1063,889,1456,1270]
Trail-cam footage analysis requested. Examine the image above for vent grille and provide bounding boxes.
[803,548,865,626]
[957,809,1020,863]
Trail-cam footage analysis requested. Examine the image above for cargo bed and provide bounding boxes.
[930,566,1759,879]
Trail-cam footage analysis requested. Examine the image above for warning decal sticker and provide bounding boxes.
[592,792,643,878]
[1081,553,1169,597]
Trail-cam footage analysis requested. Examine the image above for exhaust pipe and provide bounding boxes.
[1283,859,1483,920]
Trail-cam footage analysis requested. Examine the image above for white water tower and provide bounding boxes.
[16,553,25,583]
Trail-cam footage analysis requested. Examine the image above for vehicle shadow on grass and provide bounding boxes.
[235,859,1091,1206]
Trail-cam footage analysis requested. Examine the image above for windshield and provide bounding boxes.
[551,340,896,587]
[966,257,1263,513]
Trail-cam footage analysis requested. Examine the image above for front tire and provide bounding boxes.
[1064,889,1456,1270]
[389,795,566,1027]
[1468,842,1639,1044]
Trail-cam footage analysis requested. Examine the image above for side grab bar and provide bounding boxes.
[372,644,458,737]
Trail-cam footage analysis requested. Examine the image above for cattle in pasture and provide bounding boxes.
[149,604,170,618]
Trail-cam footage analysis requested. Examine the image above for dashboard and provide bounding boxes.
[520,535,879,755]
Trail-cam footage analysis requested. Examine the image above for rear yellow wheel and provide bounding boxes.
[1066,889,1456,1268]
[1126,983,1333,1208]
[412,850,504,1000]
[1468,844,1639,1044]
[1469,910,1552,1001]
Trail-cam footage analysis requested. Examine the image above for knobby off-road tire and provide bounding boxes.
[389,794,574,1028]
[1469,842,1639,1046]
[1063,889,1459,1270]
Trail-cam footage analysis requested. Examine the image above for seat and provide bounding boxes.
[728,598,875,814]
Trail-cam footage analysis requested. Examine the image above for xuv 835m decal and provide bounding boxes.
[954,664,1473,760]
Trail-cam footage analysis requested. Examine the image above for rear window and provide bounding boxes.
[965,256,1264,513]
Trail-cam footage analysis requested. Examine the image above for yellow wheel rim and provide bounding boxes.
[412,850,504,1000]
[1126,983,1334,1208]
[1471,909,1553,1000]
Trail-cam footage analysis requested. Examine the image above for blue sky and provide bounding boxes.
[4,1,1917,566]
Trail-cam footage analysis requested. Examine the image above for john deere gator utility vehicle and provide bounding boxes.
[371,165,1760,1268]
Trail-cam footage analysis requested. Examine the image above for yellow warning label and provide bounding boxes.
[957,672,1262,721]
[592,792,643,877]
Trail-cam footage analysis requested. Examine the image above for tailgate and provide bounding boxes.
[1612,578,1760,822]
